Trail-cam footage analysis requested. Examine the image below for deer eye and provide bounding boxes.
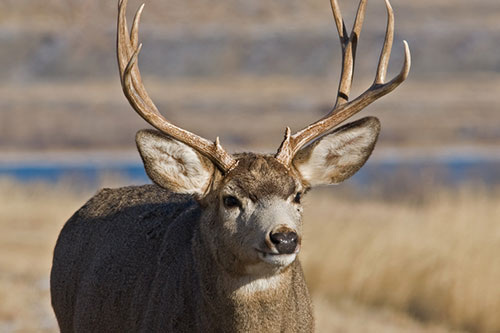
[223,196,241,208]
[293,192,302,204]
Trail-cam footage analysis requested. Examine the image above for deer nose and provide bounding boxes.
[269,229,298,255]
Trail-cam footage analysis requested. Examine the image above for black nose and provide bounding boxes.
[270,230,298,254]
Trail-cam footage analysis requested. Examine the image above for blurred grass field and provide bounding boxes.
[2,0,500,153]
[1,179,499,332]
[1,0,499,331]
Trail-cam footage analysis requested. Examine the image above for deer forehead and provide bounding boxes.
[220,154,300,201]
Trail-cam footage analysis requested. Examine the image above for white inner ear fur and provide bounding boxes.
[293,117,380,186]
[136,130,215,195]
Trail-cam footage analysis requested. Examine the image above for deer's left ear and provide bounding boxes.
[292,117,380,186]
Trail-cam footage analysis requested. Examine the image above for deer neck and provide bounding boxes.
[191,223,301,331]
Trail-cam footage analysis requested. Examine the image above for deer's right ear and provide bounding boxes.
[136,130,216,196]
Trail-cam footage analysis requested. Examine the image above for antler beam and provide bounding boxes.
[275,0,411,166]
[117,0,237,173]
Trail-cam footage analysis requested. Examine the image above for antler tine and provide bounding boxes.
[117,0,131,75]
[117,0,237,173]
[118,0,159,114]
[331,0,368,107]
[275,0,411,167]
[329,0,347,46]
[375,0,394,84]
[130,3,144,50]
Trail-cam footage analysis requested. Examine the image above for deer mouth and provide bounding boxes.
[255,249,298,267]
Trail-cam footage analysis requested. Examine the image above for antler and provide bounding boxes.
[275,0,411,166]
[117,0,238,173]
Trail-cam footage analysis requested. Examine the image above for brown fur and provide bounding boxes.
[51,156,313,332]
[51,118,380,332]
[203,153,299,204]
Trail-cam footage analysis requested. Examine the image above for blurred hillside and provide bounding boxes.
[0,0,499,152]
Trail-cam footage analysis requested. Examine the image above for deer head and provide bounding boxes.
[117,0,410,277]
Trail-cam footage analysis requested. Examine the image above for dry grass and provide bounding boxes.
[0,180,499,332]
[313,297,457,333]
[303,186,500,332]
[0,181,94,332]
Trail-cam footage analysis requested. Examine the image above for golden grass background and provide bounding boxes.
[1,180,498,332]
[1,0,500,331]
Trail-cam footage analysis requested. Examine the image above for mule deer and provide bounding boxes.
[51,0,410,331]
